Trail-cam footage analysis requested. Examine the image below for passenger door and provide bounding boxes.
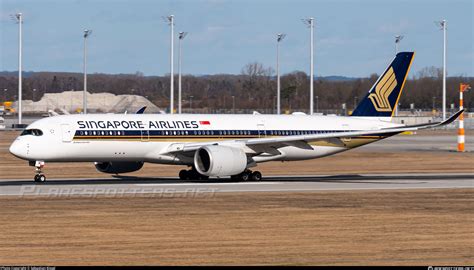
[61,124,73,142]
[257,122,266,138]
[141,130,150,142]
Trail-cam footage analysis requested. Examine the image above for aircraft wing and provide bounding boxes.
[164,109,463,154]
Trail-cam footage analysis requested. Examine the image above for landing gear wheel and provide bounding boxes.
[179,169,189,180]
[240,172,250,181]
[197,174,209,180]
[185,168,209,180]
[34,174,46,183]
[251,171,262,181]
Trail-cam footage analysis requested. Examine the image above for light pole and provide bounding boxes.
[32,88,36,101]
[432,96,436,112]
[435,19,447,121]
[164,15,175,114]
[3,89,7,102]
[12,13,23,124]
[83,29,92,114]
[394,35,403,117]
[189,95,193,112]
[70,88,73,112]
[315,95,319,113]
[178,31,187,114]
[276,33,286,115]
[395,35,404,54]
[302,17,315,115]
[273,96,277,114]
[232,95,235,114]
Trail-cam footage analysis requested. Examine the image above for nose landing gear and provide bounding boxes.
[32,161,46,183]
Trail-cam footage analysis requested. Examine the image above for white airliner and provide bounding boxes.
[9,52,462,182]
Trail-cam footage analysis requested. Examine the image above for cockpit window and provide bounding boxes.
[20,129,43,136]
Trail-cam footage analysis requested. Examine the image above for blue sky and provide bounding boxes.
[1,0,473,77]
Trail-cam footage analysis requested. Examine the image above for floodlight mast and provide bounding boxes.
[394,35,404,116]
[276,33,286,115]
[395,35,404,54]
[83,29,92,114]
[178,31,187,114]
[164,15,175,114]
[12,13,23,125]
[435,20,447,121]
[302,17,315,115]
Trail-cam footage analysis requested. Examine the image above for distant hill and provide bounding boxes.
[0,71,36,78]
[317,76,358,81]
[1,70,360,81]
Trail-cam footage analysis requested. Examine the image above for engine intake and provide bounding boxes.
[194,145,247,177]
[94,161,144,174]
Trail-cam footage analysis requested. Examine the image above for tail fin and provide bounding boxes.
[351,52,415,117]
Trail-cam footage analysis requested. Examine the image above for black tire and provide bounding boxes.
[240,172,250,181]
[251,171,262,181]
[36,174,46,182]
[179,169,188,180]
[187,170,197,180]
[198,174,209,180]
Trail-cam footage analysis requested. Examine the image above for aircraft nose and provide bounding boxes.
[9,140,27,159]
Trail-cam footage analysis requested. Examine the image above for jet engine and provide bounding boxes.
[194,145,247,177]
[94,161,144,174]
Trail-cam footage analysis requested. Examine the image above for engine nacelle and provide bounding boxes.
[194,145,247,177]
[94,161,144,174]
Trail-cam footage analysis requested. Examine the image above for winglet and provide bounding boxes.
[434,109,464,127]
[136,106,147,114]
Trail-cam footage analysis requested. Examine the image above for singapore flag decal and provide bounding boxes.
[199,121,211,125]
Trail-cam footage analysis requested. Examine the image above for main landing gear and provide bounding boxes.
[231,170,262,182]
[179,168,209,180]
[178,168,262,181]
[32,161,46,183]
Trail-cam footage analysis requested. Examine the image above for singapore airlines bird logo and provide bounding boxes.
[368,67,398,112]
